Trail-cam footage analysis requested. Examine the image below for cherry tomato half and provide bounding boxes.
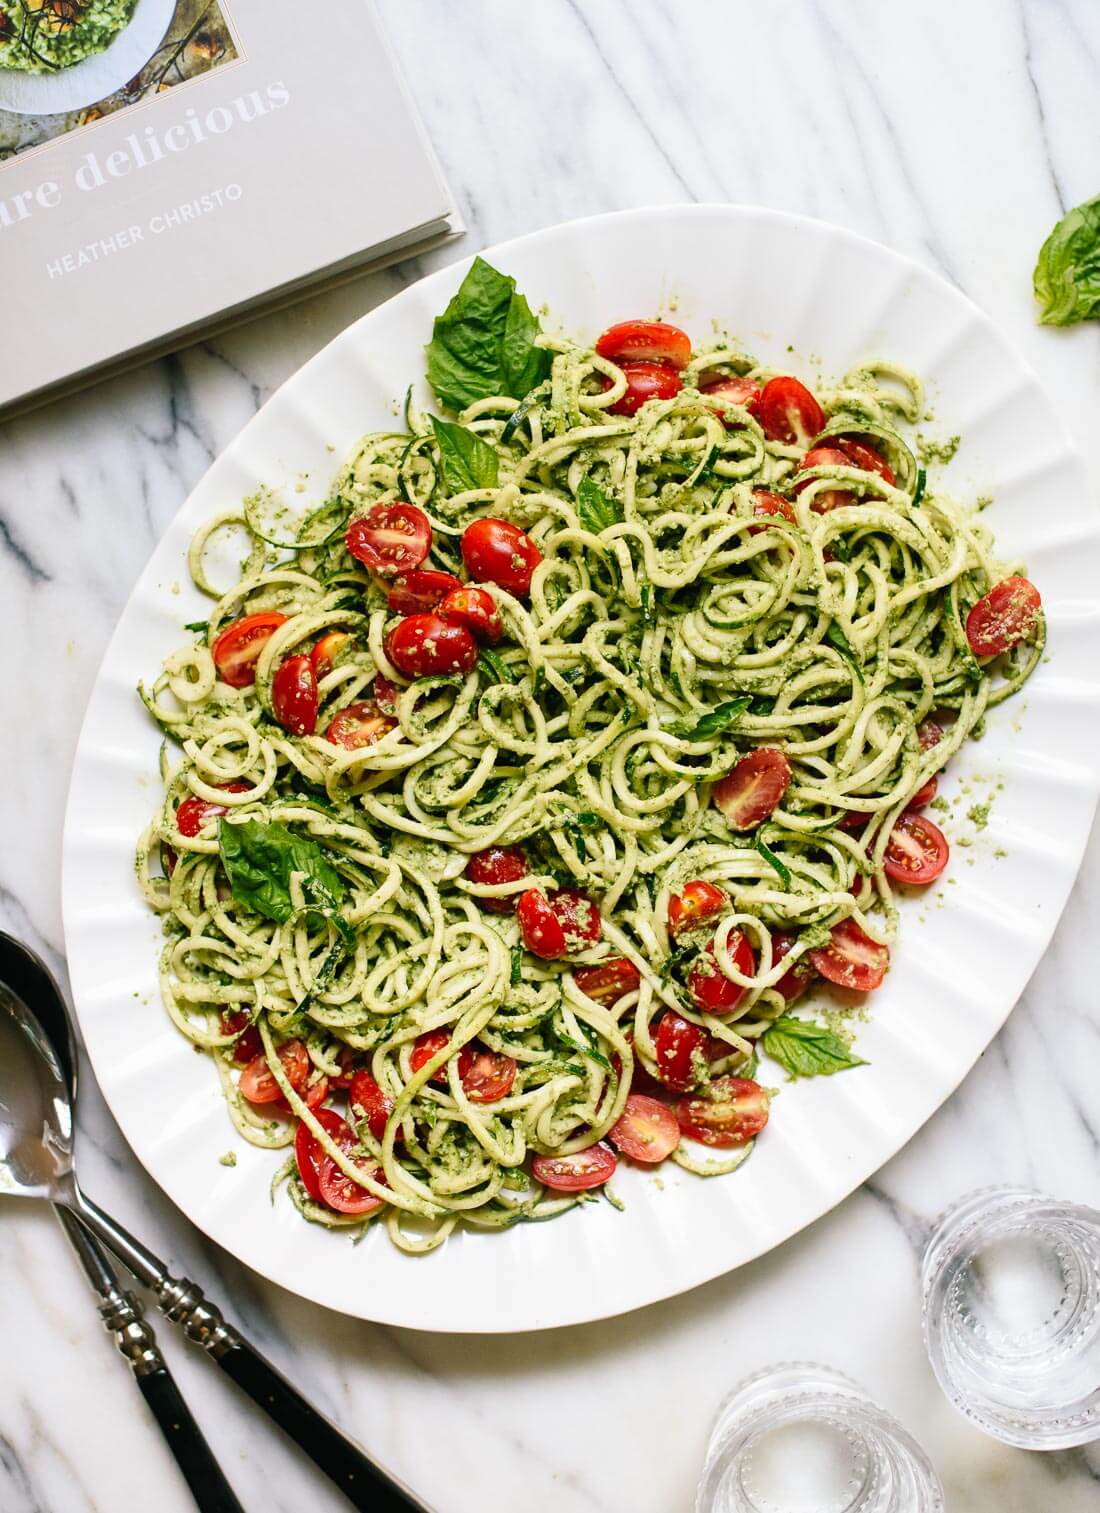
[177,781,250,838]
[605,360,683,417]
[310,630,352,681]
[884,811,949,886]
[220,1009,261,1064]
[793,446,856,513]
[688,933,755,1016]
[918,718,944,751]
[755,376,826,447]
[749,489,797,534]
[573,958,641,1005]
[271,654,318,737]
[834,435,896,485]
[326,701,395,750]
[910,776,938,809]
[532,1142,617,1192]
[517,887,601,958]
[608,1093,680,1163]
[965,577,1042,659]
[294,1108,353,1203]
[809,918,889,992]
[654,1011,713,1093]
[770,932,816,1004]
[317,1149,386,1215]
[457,1046,517,1103]
[461,517,542,597]
[385,613,478,678]
[700,372,761,425]
[596,319,692,371]
[549,889,602,950]
[675,1076,769,1148]
[212,612,288,689]
[410,1029,451,1083]
[373,673,399,713]
[669,880,728,937]
[238,1039,310,1104]
[348,1070,394,1143]
[387,569,462,615]
[713,747,791,830]
[439,585,503,644]
[345,503,432,578]
[465,847,529,913]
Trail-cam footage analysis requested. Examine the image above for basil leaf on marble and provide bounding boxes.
[429,415,499,493]
[1034,196,1100,326]
[427,257,551,411]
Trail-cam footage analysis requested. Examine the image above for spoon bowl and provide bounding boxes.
[0,944,75,1204]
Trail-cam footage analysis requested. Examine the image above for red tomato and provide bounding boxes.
[275,1073,329,1116]
[457,1046,517,1103]
[326,701,395,750]
[834,435,896,485]
[688,933,755,1016]
[605,360,683,417]
[385,613,478,677]
[884,811,949,886]
[910,776,938,809]
[596,319,692,370]
[465,847,529,913]
[573,958,641,1004]
[532,1143,617,1192]
[177,781,250,838]
[549,889,602,950]
[439,585,503,644]
[676,1076,769,1148]
[317,1149,386,1215]
[749,489,797,534]
[608,1093,681,1163]
[373,673,398,713]
[793,446,855,513]
[310,631,351,681]
[700,373,762,423]
[329,1047,359,1090]
[809,918,889,992]
[713,747,791,830]
[755,376,826,447]
[219,1009,261,1064]
[669,880,727,936]
[461,518,541,597]
[966,577,1042,659]
[348,1070,394,1142]
[770,932,816,1003]
[345,503,431,578]
[612,1029,666,1097]
[517,888,566,958]
[211,612,288,689]
[238,1039,310,1104]
[387,569,462,615]
[410,1029,451,1084]
[654,1011,711,1093]
[294,1108,353,1203]
[918,718,944,751]
[271,654,318,736]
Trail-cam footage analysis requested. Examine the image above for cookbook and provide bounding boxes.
[0,0,456,417]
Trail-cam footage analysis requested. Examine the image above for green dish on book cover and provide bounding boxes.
[0,0,136,74]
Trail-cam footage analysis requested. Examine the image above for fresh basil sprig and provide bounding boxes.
[576,475,624,534]
[218,819,350,943]
[1033,195,1100,326]
[762,1015,866,1079]
[672,695,751,740]
[427,257,551,412]
[429,415,499,493]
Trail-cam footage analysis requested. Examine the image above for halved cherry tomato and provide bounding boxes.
[294,1108,352,1203]
[374,673,398,713]
[965,577,1042,659]
[461,518,541,597]
[573,958,641,1005]
[457,1046,517,1103]
[605,360,683,417]
[884,811,949,886]
[669,880,727,937]
[654,1011,712,1093]
[755,376,825,447]
[532,1142,617,1192]
[387,569,462,615]
[346,503,431,578]
[918,718,944,751]
[688,933,755,1015]
[220,1009,261,1064]
[348,1070,394,1142]
[608,1093,680,1163]
[271,654,318,736]
[549,889,602,950]
[770,932,816,1004]
[439,585,503,644]
[329,1047,360,1090]
[675,1076,769,1148]
[238,1039,310,1104]
[317,1149,386,1215]
[713,747,791,830]
[700,373,761,424]
[516,888,566,959]
[749,489,797,534]
[596,320,692,371]
[410,1029,451,1083]
[834,435,896,485]
[465,847,529,913]
[793,446,855,513]
[909,776,938,809]
[275,1073,329,1116]
[177,781,250,838]
[326,701,395,750]
[385,613,478,677]
[310,631,351,681]
[211,612,288,688]
[809,918,889,992]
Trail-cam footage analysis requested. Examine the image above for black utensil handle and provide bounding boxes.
[137,1368,244,1513]
[217,1338,423,1511]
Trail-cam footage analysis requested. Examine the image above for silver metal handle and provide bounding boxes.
[56,1206,163,1377]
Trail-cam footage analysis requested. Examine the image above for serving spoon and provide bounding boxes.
[0,931,425,1512]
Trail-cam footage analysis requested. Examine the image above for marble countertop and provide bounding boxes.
[4,1,1100,1508]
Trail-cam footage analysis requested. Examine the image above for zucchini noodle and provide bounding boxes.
[136,325,1042,1253]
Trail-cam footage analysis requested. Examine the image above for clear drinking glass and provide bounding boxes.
[922,1186,1100,1449]
[694,1363,944,1513]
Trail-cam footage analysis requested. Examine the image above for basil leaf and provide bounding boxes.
[184,619,209,634]
[429,415,499,493]
[575,811,600,827]
[576,475,623,534]
[762,1015,866,1079]
[912,467,927,508]
[1034,196,1100,326]
[479,647,516,685]
[219,819,347,935]
[825,623,864,684]
[427,256,551,411]
[674,695,751,740]
[755,835,791,888]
